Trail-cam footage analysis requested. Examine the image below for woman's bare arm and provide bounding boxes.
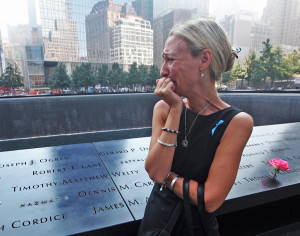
[145,100,182,183]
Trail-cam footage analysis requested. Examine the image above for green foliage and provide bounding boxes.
[259,38,280,88]
[71,63,97,91]
[244,50,259,86]
[221,40,299,90]
[97,64,108,86]
[128,62,140,89]
[231,60,246,89]
[48,63,71,91]
[0,63,23,93]
[138,64,148,86]
[147,64,161,86]
[106,62,124,88]
[283,49,300,75]
[221,71,234,84]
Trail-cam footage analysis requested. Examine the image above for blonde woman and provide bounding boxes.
[138,19,253,236]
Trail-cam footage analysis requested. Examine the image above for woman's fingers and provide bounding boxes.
[157,78,171,88]
[155,78,176,98]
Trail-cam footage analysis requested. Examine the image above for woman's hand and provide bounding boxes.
[154,77,182,110]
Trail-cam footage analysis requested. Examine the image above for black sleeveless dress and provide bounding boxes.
[139,106,242,236]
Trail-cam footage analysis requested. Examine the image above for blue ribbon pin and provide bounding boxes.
[211,120,224,136]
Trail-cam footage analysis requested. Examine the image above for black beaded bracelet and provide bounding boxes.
[162,127,180,134]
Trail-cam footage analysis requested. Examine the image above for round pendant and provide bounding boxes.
[181,139,188,147]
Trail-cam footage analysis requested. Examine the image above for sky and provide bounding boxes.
[210,0,268,20]
[0,0,268,41]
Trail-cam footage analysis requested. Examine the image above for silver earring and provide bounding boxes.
[201,72,204,79]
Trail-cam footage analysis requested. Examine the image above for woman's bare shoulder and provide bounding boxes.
[231,112,253,131]
[223,111,253,141]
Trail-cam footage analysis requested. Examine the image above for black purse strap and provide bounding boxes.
[164,199,183,232]
[197,183,209,236]
[197,183,205,211]
[183,179,194,236]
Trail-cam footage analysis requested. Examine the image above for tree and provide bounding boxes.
[128,62,140,90]
[106,63,123,89]
[0,63,23,94]
[97,64,109,86]
[260,38,278,89]
[231,60,246,89]
[48,63,71,93]
[269,45,284,87]
[71,63,97,92]
[147,64,161,86]
[221,71,235,85]
[283,49,300,75]
[244,50,259,87]
[138,64,148,86]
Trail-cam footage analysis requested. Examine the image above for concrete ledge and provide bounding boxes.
[0,93,299,141]
[0,94,158,140]
[0,128,152,152]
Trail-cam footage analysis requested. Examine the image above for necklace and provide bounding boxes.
[181,100,213,148]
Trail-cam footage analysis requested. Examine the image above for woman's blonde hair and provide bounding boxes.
[169,18,235,81]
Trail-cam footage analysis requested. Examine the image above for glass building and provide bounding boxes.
[39,0,84,61]
[85,0,153,69]
[38,0,144,62]
[7,24,45,89]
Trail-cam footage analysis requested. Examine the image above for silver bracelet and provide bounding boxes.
[157,138,177,147]
[160,172,174,191]
[170,176,180,191]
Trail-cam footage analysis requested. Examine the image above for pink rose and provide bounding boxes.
[268,158,291,171]
[268,158,291,178]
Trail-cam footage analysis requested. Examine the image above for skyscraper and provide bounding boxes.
[39,0,80,62]
[86,0,153,69]
[261,0,300,47]
[132,0,153,26]
[28,0,37,26]
[38,0,152,64]
[153,0,209,19]
[7,24,45,89]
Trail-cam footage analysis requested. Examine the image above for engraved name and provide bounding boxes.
[12,182,58,192]
[33,168,66,176]
[62,175,108,184]
[78,187,116,197]
[127,197,150,206]
[39,157,69,163]
[120,158,145,164]
[111,170,139,177]
[243,175,272,182]
[99,150,129,156]
[134,181,155,188]
[245,143,264,147]
[20,196,68,208]
[71,163,102,170]
[11,214,67,228]
[99,147,148,156]
[118,181,155,191]
[239,164,254,170]
[0,161,29,168]
[92,203,125,214]
[242,150,269,157]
